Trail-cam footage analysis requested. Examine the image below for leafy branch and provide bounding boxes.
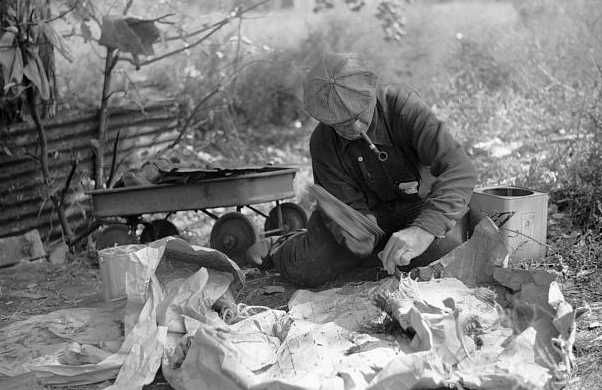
[90,0,272,189]
[1,0,76,242]
[1,0,272,246]
[313,0,411,42]
[119,20,228,68]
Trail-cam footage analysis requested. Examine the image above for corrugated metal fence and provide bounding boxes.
[0,100,179,242]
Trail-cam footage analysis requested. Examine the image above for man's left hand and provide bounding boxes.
[378,226,435,274]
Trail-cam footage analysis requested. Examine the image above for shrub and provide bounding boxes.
[230,51,307,127]
[433,0,602,233]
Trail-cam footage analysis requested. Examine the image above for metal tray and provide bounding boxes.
[87,167,298,217]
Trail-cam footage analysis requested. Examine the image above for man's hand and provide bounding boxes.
[326,213,377,257]
[378,226,435,274]
[340,229,375,256]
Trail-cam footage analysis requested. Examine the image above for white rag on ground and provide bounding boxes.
[0,219,575,389]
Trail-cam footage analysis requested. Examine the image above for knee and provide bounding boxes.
[271,233,331,288]
[272,229,361,288]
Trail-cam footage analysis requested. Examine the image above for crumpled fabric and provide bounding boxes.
[26,239,169,387]
[0,224,575,390]
[157,268,233,333]
[159,273,572,390]
[0,238,239,390]
[159,220,574,390]
[0,306,123,377]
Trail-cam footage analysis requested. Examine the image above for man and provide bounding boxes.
[251,52,477,287]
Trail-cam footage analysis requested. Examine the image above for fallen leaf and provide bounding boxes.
[259,285,286,295]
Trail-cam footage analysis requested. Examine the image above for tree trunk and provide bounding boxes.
[95,47,118,189]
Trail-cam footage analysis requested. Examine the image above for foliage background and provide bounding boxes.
[2,0,600,238]
[107,0,601,232]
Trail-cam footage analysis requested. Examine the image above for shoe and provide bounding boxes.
[246,236,276,267]
[246,231,302,270]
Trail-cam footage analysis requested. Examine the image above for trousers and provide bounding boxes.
[271,206,467,288]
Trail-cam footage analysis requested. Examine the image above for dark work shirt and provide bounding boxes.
[309,85,477,238]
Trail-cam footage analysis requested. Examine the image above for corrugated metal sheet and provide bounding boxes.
[0,101,179,241]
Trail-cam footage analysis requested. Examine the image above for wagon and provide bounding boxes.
[85,166,307,265]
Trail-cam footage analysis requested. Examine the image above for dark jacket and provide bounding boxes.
[310,84,477,238]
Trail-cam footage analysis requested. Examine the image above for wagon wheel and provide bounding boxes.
[140,219,180,243]
[264,202,308,236]
[210,212,257,266]
[95,224,137,250]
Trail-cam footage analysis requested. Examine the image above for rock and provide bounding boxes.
[49,242,69,265]
[0,230,46,267]
[259,285,286,295]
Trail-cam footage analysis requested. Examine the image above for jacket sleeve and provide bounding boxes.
[309,125,371,215]
[389,88,477,238]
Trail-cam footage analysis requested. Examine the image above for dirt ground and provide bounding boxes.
[0,261,104,325]
[0,240,600,389]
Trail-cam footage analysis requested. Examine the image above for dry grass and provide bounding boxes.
[518,210,602,387]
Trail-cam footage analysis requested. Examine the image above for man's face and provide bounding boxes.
[331,103,375,140]
[332,118,369,140]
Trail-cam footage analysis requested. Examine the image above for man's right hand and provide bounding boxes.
[378,226,435,274]
[340,229,375,256]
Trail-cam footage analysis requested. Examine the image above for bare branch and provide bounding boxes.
[150,0,272,43]
[236,0,273,16]
[106,0,121,15]
[135,21,228,67]
[90,14,102,29]
[145,13,176,24]
[22,0,83,26]
[60,31,100,43]
[162,21,224,42]
[590,51,602,79]
[45,2,79,24]
[27,83,74,239]
[167,86,222,150]
[106,130,120,188]
[94,47,119,189]
[537,64,575,92]
[37,196,49,219]
[25,152,40,162]
[61,156,78,205]
[231,13,244,90]
[123,0,134,15]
